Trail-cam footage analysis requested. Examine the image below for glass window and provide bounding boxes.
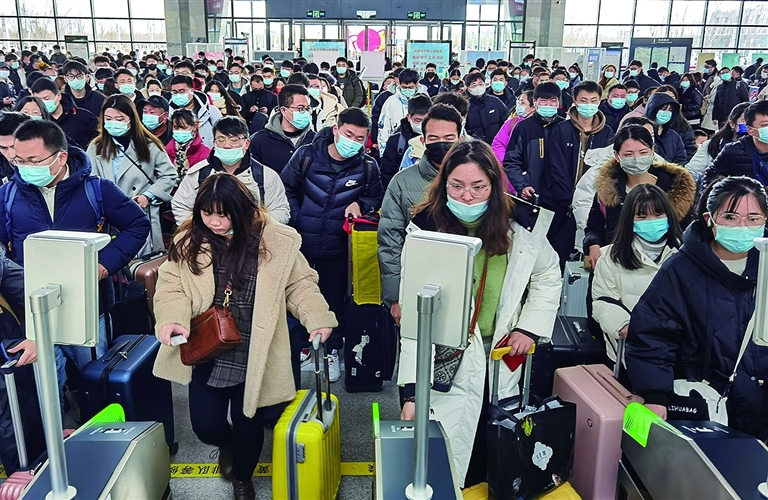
[465,24,479,50]
[57,18,94,39]
[563,25,597,47]
[706,1,741,24]
[129,0,164,18]
[56,0,92,17]
[0,19,20,40]
[599,0,635,24]
[742,1,768,26]
[94,0,128,18]
[479,24,496,51]
[325,24,339,39]
[633,25,668,38]
[480,2,499,21]
[739,27,768,49]
[304,25,323,39]
[0,2,17,16]
[500,22,523,45]
[597,25,632,46]
[500,0,525,21]
[466,4,480,21]
[19,0,53,17]
[634,0,670,24]
[132,19,165,41]
[232,1,250,17]
[95,19,131,41]
[670,0,705,24]
[0,40,20,52]
[252,22,266,51]
[234,20,251,40]
[411,25,428,41]
[668,25,703,47]
[704,26,738,48]
[565,0,598,24]
[21,18,56,39]
[253,0,266,18]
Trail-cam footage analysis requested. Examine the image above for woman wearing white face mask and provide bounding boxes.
[583,125,696,270]
[398,141,561,489]
[87,94,178,255]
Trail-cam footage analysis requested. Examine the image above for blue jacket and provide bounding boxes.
[0,146,150,273]
[280,127,384,259]
[627,220,768,439]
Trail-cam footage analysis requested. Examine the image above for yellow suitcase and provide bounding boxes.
[272,339,341,500]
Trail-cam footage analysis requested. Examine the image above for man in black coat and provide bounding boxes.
[541,80,615,267]
[504,81,564,200]
[241,74,278,125]
[0,112,29,184]
[599,83,630,133]
[30,77,97,150]
[486,69,516,111]
[379,94,430,189]
[703,100,768,187]
[623,60,660,93]
[713,67,750,127]
[464,72,508,143]
[248,84,315,175]
[418,63,441,98]
[61,60,105,118]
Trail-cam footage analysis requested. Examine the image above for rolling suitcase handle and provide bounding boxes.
[613,338,625,380]
[490,344,536,407]
[1,361,28,468]
[311,336,333,425]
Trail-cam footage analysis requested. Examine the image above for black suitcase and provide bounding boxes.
[110,278,153,338]
[80,335,177,454]
[531,316,606,399]
[344,302,385,392]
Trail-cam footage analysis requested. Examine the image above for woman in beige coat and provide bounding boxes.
[152,174,336,500]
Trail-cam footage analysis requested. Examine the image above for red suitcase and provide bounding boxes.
[0,366,37,500]
[552,340,642,500]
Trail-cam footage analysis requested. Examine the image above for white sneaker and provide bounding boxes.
[300,348,312,367]
[327,350,341,383]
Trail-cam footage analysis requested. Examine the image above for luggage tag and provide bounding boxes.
[494,334,526,372]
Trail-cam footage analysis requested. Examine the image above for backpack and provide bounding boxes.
[3,175,105,255]
[198,162,266,203]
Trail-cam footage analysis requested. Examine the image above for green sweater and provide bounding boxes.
[465,221,508,338]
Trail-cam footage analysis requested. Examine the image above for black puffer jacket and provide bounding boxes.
[713,79,749,124]
[627,220,768,440]
[644,93,691,165]
[371,89,394,146]
[486,86,516,111]
[52,93,98,150]
[248,112,315,174]
[503,112,564,194]
[65,84,105,119]
[280,127,384,259]
[679,85,703,122]
[702,135,768,188]
[465,93,508,143]
[380,118,418,190]
[598,99,629,134]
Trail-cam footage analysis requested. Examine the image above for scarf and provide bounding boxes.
[632,235,667,262]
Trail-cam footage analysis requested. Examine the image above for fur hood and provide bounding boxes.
[595,158,697,222]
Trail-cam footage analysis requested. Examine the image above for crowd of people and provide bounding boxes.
[0,45,767,498]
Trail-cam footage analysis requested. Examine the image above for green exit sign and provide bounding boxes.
[408,11,427,20]
[306,10,326,19]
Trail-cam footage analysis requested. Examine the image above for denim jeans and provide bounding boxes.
[54,314,109,414]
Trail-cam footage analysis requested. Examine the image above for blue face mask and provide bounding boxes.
[262,78,274,86]
[290,110,310,130]
[604,71,615,79]
[119,83,136,96]
[157,64,167,71]
[714,223,764,254]
[757,126,768,144]
[44,99,58,114]
[280,69,291,79]
[537,105,558,118]
[629,69,639,78]
[171,92,191,107]
[228,74,241,83]
[214,145,246,165]
[142,114,161,130]
[555,80,569,90]
[400,87,416,98]
[515,104,527,116]
[721,73,732,82]
[576,103,599,119]
[446,197,488,223]
[104,120,130,137]
[610,97,627,109]
[16,152,62,187]
[737,123,748,135]
[97,83,105,91]
[173,130,193,143]
[633,217,669,243]
[335,134,362,159]
[680,81,691,89]
[491,81,506,93]
[336,66,347,75]
[656,110,673,125]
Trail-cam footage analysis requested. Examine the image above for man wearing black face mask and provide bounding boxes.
[419,63,441,98]
[378,104,463,326]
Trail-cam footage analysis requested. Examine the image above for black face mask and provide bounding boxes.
[425,141,454,166]
[147,64,157,70]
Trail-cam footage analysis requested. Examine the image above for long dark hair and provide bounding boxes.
[204,80,242,118]
[655,85,693,137]
[697,176,768,232]
[14,96,51,120]
[411,141,514,256]
[598,64,617,90]
[92,94,165,162]
[168,174,265,289]
[609,184,681,270]
[707,102,750,159]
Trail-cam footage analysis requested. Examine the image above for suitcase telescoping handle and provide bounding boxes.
[613,337,626,380]
[490,344,536,407]
[311,336,333,425]
[1,360,28,468]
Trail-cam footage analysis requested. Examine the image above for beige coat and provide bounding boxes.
[152,217,338,417]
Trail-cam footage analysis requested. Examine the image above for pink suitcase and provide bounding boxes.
[0,366,36,500]
[552,341,642,500]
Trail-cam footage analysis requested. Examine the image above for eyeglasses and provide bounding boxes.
[65,74,85,81]
[716,212,768,226]
[214,136,246,147]
[287,106,311,113]
[446,183,490,198]
[12,150,60,167]
[170,89,190,95]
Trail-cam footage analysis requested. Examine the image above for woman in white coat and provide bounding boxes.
[87,94,178,255]
[592,184,682,371]
[398,141,561,488]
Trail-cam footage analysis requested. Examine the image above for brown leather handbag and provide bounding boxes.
[180,283,242,366]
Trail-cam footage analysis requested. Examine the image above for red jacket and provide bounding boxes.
[165,132,211,170]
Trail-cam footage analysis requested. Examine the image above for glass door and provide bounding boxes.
[345,23,389,61]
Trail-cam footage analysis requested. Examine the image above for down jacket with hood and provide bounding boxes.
[598,99,630,134]
[701,135,768,188]
[503,112,565,195]
[378,154,438,307]
[280,127,385,259]
[582,158,696,255]
[465,92,508,144]
[644,93,692,165]
[627,220,768,440]
[380,118,419,190]
[248,112,315,175]
[330,67,364,108]
[398,200,562,486]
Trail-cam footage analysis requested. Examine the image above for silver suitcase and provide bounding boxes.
[559,261,590,318]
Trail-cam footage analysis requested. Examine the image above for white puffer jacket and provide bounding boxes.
[592,243,677,362]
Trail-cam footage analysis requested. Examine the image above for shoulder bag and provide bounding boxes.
[180,281,242,366]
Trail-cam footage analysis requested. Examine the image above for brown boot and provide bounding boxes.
[218,444,234,482]
[232,478,255,500]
